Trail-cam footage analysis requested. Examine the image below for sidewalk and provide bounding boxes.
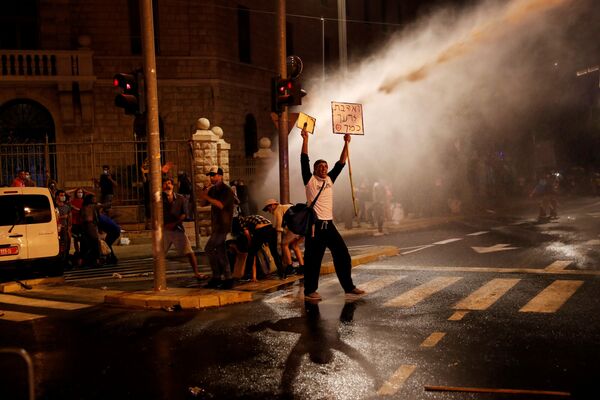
[5,214,463,310]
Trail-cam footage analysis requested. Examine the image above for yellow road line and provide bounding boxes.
[384,277,462,308]
[544,261,573,271]
[377,364,417,396]
[0,294,91,310]
[420,332,446,348]
[519,280,583,313]
[453,278,520,310]
[448,311,469,321]
[0,310,45,322]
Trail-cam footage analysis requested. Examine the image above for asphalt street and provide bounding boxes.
[0,196,599,399]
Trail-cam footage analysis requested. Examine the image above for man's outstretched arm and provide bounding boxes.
[339,134,350,164]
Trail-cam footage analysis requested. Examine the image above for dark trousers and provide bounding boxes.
[303,220,356,295]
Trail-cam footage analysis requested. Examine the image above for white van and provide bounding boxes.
[0,187,62,277]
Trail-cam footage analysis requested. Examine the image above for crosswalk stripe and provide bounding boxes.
[0,310,45,322]
[384,277,462,308]
[0,294,91,310]
[433,238,462,245]
[359,264,600,276]
[453,278,520,310]
[420,332,446,348]
[544,261,573,271]
[519,280,583,313]
[467,231,489,236]
[377,364,417,396]
[448,311,469,321]
[355,275,406,293]
[401,245,435,255]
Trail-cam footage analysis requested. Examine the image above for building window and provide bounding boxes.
[128,0,160,55]
[0,1,39,49]
[244,114,258,157]
[238,6,251,63]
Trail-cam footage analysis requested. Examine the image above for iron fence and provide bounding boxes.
[0,139,193,206]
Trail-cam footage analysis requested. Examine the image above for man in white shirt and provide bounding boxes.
[300,128,365,301]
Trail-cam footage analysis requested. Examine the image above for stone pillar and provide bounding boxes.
[191,118,231,236]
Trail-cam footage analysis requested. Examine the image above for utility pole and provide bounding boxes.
[277,0,290,204]
[337,0,348,74]
[140,0,167,291]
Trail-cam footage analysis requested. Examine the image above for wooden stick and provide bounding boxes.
[424,385,571,397]
[346,142,358,217]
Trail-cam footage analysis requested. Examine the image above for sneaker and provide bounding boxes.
[304,292,322,301]
[345,287,366,297]
[296,265,305,275]
[285,265,297,276]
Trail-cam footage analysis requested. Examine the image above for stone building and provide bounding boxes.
[0,0,436,220]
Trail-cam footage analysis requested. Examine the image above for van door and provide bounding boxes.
[23,193,59,259]
[0,189,28,261]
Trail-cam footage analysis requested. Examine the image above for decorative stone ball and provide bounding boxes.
[212,126,223,138]
[78,35,92,48]
[259,137,271,149]
[196,118,210,130]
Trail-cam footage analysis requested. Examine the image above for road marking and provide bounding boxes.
[0,294,91,310]
[0,310,45,322]
[471,244,519,254]
[466,231,489,236]
[519,280,583,313]
[584,239,600,245]
[356,275,406,293]
[420,332,446,348]
[360,264,600,276]
[377,364,417,396]
[401,245,435,255]
[384,277,462,308]
[453,278,520,310]
[544,261,573,271]
[433,238,463,245]
[448,311,469,321]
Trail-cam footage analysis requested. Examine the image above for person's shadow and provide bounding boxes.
[249,301,381,397]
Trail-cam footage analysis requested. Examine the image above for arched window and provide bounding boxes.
[244,114,258,157]
[0,99,55,186]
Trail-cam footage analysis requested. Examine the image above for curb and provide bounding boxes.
[0,277,64,293]
[103,246,400,310]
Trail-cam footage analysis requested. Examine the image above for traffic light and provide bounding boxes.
[271,77,307,114]
[113,70,145,115]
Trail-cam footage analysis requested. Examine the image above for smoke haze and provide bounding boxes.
[257,0,599,211]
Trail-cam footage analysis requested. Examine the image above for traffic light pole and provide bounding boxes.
[277,0,290,204]
[140,0,167,291]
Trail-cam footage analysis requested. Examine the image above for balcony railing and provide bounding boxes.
[0,49,94,83]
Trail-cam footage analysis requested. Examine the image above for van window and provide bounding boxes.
[0,195,52,226]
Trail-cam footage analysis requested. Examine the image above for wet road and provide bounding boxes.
[1,197,599,399]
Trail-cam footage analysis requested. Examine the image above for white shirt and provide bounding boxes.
[305,175,334,220]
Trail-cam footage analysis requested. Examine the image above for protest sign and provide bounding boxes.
[296,112,316,134]
[331,102,364,135]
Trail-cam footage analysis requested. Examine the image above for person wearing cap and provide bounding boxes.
[263,198,304,276]
[198,166,236,289]
[299,128,365,301]
[162,177,205,280]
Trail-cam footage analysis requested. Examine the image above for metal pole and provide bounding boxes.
[277,0,289,204]
[188,140,201,249]
[140,0,167,291]
[321,17,325,82]
[337,0,348,74]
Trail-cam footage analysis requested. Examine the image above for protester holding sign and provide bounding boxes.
[299,127,365,301]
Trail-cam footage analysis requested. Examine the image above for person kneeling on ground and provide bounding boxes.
[262,198,305,276]
[234,214,285,279]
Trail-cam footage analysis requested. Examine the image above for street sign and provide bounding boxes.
[331,101,364,135]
